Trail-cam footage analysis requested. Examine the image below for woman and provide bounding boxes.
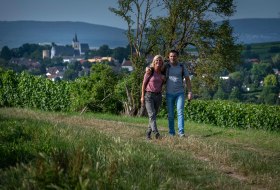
[141,55,165,140]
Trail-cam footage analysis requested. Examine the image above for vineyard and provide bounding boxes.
[1,69,279,131]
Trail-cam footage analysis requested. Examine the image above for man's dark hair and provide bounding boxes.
[170,49,179,56]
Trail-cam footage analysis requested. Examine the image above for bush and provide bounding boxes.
[185,100,280,131]
[70,64,123,114]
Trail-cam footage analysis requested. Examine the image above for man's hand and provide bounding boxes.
[161,75,166,82]
[145,67,151,74]
[187,92,192,101]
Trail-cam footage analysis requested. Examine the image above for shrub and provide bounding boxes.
[185,100,280,131]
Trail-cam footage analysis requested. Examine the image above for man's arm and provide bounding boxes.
[185,76,192,100]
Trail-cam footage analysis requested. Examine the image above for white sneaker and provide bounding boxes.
[179,134,186,138]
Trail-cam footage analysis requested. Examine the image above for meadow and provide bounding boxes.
[0,107,280,189]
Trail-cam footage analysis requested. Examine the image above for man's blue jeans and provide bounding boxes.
[166,92,185,135]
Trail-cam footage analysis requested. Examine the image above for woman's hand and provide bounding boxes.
[141,97,145,105]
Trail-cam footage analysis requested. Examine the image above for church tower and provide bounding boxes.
[72,33,81,53]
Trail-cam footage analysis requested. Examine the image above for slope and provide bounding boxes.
[0,107,279,189]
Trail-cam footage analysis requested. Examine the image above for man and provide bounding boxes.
[165,50,192,137]
[147,50,192,137]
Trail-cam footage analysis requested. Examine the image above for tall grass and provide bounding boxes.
[1,107,280,189]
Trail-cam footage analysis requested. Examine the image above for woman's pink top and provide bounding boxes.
[143,72,163,93]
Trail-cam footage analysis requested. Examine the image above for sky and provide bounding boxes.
[0,0,279,29]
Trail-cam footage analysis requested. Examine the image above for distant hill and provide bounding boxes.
[0,19,280,49]
[228,18,280,44]
[0,21,128,49]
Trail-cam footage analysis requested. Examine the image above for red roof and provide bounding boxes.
[122,60,132,66]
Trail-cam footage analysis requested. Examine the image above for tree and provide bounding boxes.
[213,86,228,100]
[98,45,112,57]
[112,46,129,62]
[200,88,212,100]
[71,64,122,113]
[151,0,241,88]
[30,49,42,60]
[229,71,244,89]
[229,86,241,102]
[18,43,41,58]
[89,64,121,113]
[0,58,8,68]
[63,69,78,81]
[271,54,280,69]
[264,74,278,87]
[0,46,12,61]
[68,61,82,71]
[250,62,272,85]
[82,61,92,69]
[259,86,278,105]
[110,0,241,115]
[110,0,158,115]
[257,74,278,105]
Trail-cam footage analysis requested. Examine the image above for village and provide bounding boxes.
[7,33,135,81]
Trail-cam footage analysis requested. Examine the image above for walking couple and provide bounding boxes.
[141,50,192,140]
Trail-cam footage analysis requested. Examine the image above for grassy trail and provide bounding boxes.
[1,108,280,189]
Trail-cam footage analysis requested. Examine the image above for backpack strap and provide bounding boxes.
[179,63,184,80]
[165,63,171,80]
[165,63,184,81]
[144,67,154,88]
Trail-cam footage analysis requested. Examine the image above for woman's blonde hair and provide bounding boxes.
[151,55,163,67]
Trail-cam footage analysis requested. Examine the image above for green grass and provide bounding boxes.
[1,107,280,189]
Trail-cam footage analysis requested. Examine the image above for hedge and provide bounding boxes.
[186,100,280,131]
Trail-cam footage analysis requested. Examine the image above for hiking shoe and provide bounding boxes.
[146,130,152,140]
[155,133,161,139]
